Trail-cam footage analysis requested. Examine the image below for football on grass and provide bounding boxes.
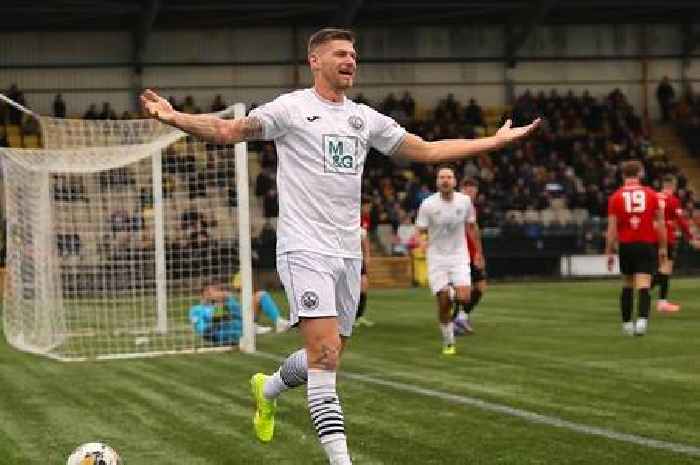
[66,442,122,465]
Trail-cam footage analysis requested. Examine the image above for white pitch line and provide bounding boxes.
[254,351,700,458]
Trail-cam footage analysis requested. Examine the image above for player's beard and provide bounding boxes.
[335,72,354,90]
[439,184,453,195]
[324,65,355,90]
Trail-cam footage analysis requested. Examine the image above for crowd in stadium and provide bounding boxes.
[670,80,700,157]
[358,87,696,255]
[1,82,698,262]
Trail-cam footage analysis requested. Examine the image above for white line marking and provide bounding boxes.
[254,351,700,457]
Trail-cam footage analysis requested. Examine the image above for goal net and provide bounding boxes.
[1,104,256,360]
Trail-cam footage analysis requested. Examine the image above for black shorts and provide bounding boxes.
[619,242,657,276]
[471,265,487,283]
[665,243,678,262]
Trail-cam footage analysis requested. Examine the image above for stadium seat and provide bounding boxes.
[23,134,40,148]
[523,208,541,224]
[214,206,234,240]
[8,134,22,147]
[5,125,21,137]
[414,106,433,121]
[550,198,567,211]
[505,210,524,224]
[554,208,573,225]
[540,208,555,227]
[572,208,590,226]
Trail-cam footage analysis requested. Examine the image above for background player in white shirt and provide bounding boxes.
[416,165,478,355]
[140,28,540,465]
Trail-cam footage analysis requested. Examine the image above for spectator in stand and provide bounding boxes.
[254,220,277,268]
[259,142,277,169]
[463,98,485,128]
[168,96,182,112]
[53,94,66,118]
[381,93,398,114]
[22,113,40,135]
[679,114,700,156]
[692,203,700,249]
[84,104,98,120]
[392,209,416,256]
[399,91,415,119]
[353,93,370,106]
[99,102,117,120]
[6,84,25,124]
[182,95,201,114]
[211,94,227,112]
[263,188,278,218]
[255,166,276,199]
[0,91,8,124]
[253,220,279,289]
[657,76,675,123]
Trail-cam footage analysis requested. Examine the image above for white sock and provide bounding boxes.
[457,310,467,321]
[440,322,455,346]
[307,369,350,465]
[263,348,308,399]
[325,438,352,465]
[263,372,288,400]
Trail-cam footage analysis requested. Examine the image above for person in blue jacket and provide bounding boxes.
[189,283,290,345]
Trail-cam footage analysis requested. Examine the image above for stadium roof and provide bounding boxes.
[1,0,699,31]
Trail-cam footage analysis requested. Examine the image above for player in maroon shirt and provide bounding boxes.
[605,160,667,336]
[452,177,485,335]
[652,175,697,313]
[693,202,700,246]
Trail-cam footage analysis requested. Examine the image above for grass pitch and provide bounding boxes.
[1,279,699,464]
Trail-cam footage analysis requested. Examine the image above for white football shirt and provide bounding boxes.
[415,192,475,265]
[249,88,406,258]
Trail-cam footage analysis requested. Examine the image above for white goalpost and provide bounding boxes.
[0,98,255,360]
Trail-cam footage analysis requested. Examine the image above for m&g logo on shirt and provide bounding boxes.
[323,135,359,175]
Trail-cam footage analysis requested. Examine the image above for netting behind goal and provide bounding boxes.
[1,105,255,360]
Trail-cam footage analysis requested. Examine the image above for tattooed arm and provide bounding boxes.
[140,89,263,144]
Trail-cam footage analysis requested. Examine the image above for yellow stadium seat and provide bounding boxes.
[414,106,433,121]
[23,134,40,148]
[5,125,21,137]
[8,134,22,147]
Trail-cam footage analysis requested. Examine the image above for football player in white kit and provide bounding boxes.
[140,28,540,465]
[416,165,477,355]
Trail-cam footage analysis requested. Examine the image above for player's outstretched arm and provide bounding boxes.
[467,222,484,267]
[140,89,263,144]
[605,216,618,271]
[395,118,541,163]
[655,207,668,264]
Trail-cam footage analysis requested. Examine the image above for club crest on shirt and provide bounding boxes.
[301,290,319,310]
[348,115,364,131]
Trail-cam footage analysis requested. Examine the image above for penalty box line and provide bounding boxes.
[254,351,700,458]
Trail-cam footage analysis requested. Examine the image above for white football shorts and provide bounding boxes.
[277,251,361,337]
[428,261,471,295]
